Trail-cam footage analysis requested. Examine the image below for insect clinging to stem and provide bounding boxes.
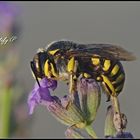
[30,40,136,101]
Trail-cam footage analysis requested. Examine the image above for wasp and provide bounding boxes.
[30,40,136,101]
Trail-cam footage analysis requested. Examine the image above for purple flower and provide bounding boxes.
[0,1,20,35]
[0,2,19,16]
[115,132,134,138]
[27,78,57,115]
[106,132,134,139]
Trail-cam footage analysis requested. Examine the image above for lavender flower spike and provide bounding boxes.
[78,78,101,125]
[28,77,101,138]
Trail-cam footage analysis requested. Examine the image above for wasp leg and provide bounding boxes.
[100,74,123,132]
[111,96,123,133]
[100,80,111,102]
[69,74,75,94]
[67,57,78,95]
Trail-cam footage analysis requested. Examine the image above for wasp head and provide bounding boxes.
[30,48,58,87]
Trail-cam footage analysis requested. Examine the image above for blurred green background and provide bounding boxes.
[0,1,140,138]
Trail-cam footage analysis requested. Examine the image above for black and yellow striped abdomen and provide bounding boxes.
[91,57,125,97]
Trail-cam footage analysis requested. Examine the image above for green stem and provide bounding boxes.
[0,86,12,138]
[85,125,98,139]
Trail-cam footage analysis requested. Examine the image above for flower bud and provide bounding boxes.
[78,78,101,125]
[104,105,117,138]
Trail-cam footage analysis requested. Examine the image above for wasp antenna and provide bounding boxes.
[36,77,41,87]
[30,61,41,87]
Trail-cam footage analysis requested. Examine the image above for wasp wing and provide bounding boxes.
[66,44,136,61]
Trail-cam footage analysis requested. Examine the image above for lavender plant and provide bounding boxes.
[28,76,134,138]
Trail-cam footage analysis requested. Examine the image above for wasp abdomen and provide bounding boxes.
[101,59,125,96]
[89,57,125,96]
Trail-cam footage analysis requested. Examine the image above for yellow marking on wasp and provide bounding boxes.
[115,84,123,92]
[67,57,75,72]
[44,59,51,78]
[83,73,91,78]
[117,73,124,82]
[67,57,77,94]
[101,82,110,96]
[103,59,111,71]
[101,74,115,95]
[48,49,59,55]
[92,58,100,65]
[50,63,58,77]
[97,76,101,81]
[111,64,119,76]
[73,75,77,80]
[112,73,124,84]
